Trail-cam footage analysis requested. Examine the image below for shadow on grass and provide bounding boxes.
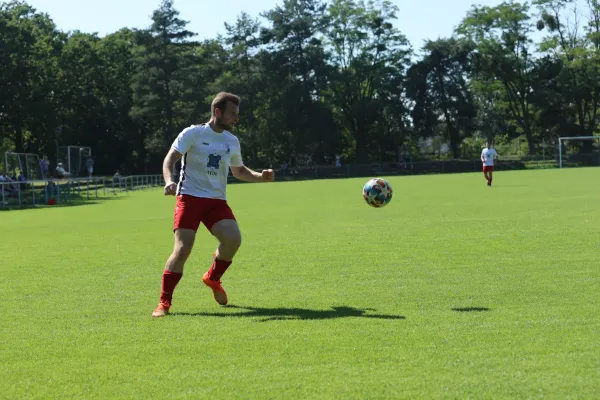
[451,307,490,312]
[171,305,406,322]
[0,195,125,212]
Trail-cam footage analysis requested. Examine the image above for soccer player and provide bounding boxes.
[481,142,498,186]
[152,92,275,318]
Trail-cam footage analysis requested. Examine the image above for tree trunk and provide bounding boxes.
[441,107,461,159]
[354,121,369,163]
[449,126,461,159]
[523,124,536,155]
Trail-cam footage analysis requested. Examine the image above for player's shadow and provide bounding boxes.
[172,305,406,322]
[451,307,490,312]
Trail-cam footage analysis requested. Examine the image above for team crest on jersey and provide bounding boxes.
[207,154,222,169]
[224,144,231,154]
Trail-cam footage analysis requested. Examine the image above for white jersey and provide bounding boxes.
[171,124,243,200]
[481,147,498,166]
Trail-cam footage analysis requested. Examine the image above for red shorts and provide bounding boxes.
[483,166,494,172]
[173,194,236,232]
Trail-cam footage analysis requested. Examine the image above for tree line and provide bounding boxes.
[1,0,599,174]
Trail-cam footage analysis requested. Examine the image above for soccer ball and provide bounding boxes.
[362,178,393,208]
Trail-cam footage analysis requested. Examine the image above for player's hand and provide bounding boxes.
[164,181,177,195]
[261,169,275,182]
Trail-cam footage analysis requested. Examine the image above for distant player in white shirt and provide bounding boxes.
[152,92,275,317]
[481,142,498,186]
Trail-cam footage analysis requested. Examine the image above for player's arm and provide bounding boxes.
[230,166,274,183]
[229,140,274,183]
[163,127,194,195]
[163,147,182,185]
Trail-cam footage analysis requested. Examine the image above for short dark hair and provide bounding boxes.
[211,92,240,115]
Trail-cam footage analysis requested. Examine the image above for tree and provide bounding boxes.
[130,0,197,162]
[457,1,539,154]
[535,0,600,153]
[407,37,477,158]
[258,0,333,164]
[96,29,141,172]
[325,0,411,162]
[0,1,62,154]
[214,12,264,164]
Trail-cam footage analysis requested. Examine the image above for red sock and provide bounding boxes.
[208,258,232,281]
[160,270,182,305]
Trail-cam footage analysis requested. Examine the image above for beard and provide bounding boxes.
[216,117,234,131]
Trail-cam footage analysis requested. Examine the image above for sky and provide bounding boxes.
[23,0,507,51]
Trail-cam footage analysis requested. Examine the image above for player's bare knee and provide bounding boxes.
[174,242,193,259]
[173,229,195,260]
[224,230,242,250]
[211,220,241,249]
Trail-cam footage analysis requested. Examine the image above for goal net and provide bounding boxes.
[3,152,44,180]
[558,136,600,168]
[57,146,92,177]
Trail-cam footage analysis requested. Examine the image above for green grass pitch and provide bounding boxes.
[1,168,599,398]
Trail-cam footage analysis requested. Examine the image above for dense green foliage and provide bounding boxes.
[1,0,599,173]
